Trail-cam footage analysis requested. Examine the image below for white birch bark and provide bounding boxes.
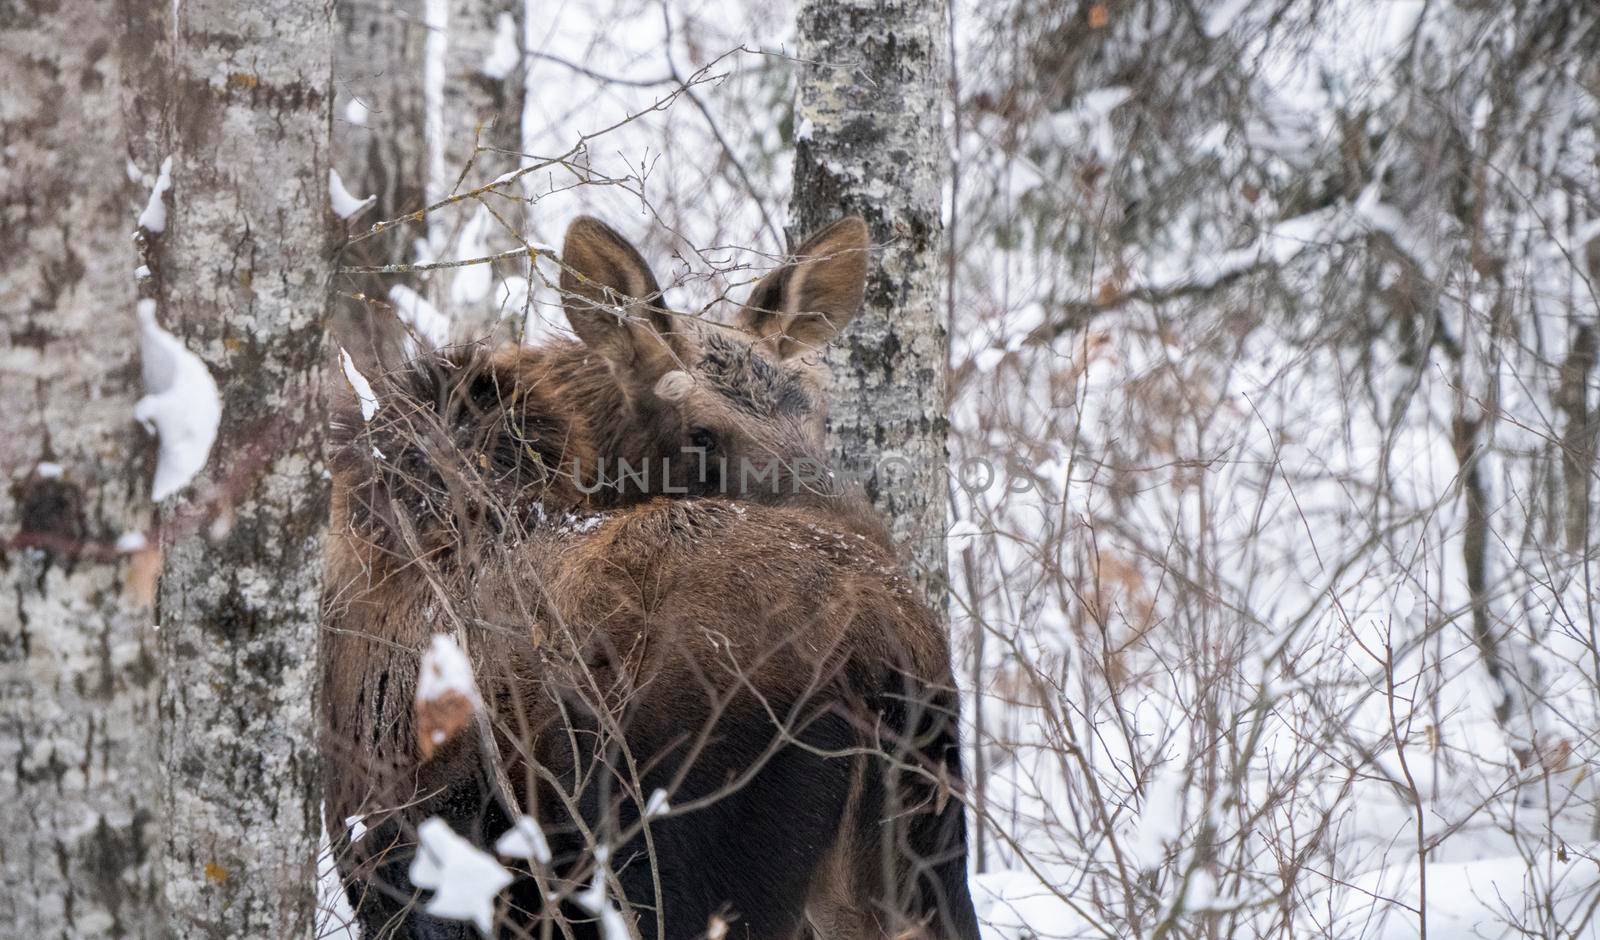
[0,5,162,935]
[789,0,950,607]
[140,1,334,934]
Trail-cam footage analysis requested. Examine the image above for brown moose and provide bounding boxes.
[322,217,979,940]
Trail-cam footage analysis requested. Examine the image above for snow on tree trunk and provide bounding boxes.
[140,2,334,935]
[789,0,950,608]
[332,0,431,368]
[0,4,162,935]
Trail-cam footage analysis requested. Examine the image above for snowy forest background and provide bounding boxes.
[5,0,1600,938]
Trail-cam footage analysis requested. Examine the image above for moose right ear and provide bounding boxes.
[736,216,869,360]
[559,216,680,378]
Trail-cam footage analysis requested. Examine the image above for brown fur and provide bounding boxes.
[322,216,974,939]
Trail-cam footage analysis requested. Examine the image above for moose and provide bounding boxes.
[323,216,980,940]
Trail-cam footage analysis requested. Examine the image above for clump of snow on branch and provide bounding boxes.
[133,299,221,501]
[494,814,552,864]
[328,169,376,220]
[408,817,512,935]
[338,347,379,422]
[643,788,670,818]
[574,848,631,940]
[342,96,370,127]
[389,284,450,354]
[137,156,173,233]
[417,634,479,706]
[415,634,481,760]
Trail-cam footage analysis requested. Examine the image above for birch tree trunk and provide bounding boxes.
[138,1,334,934]
[441,0,525,190]
[0,5,161,935]
[789,0,950,607]
[333,0,430,368]
[437,0,526,338]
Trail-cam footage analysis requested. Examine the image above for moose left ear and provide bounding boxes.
[736,216,869,360]
[559,216,681,381]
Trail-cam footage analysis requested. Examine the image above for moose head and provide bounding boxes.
[559,215,870,507]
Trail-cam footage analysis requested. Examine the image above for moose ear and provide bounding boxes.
[736,216,869,360]
[559,216,679,376]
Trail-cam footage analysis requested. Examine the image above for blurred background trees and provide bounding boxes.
[325,1,1600,927]
[2,0,1597,936]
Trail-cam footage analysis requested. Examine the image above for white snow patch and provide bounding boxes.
[947,518,982,547]
[1129,759,1187,868]
[644,788,670,818]
[574,851,631,940]
[481,12,521,80]
[344,814,368,843]
[134,264,151,280]
[35,461,63,479]
[1045,86,1132,161]
[408,817,512,935]
[1330,848,1600,939]
[449,207,494,307]
[138,156,173,234]
[133,299,221,501]
[417,634,481,707]
[115,531,148,553]
[495,815,552,864]
[1204,0,1253,37]
[316,817,360,940]
[329,169,376,220]
[495,276,531,313]
[343,96,370,127]
[339,347,379,422]
[389,284,451,352]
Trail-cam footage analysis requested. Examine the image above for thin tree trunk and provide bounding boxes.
[441,0,525,189]
[137,1,334,934]
[333,0,431,369]
[0,4,161,935]
[789,0,950,609]
[437,0,526,338]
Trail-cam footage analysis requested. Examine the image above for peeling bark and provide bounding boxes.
[790,0,950,609]
[0,4,162,935]
[134,1,334,934]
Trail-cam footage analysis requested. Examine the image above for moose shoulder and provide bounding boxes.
[322,216,979,940]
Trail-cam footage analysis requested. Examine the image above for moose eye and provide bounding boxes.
[688,427,717,451]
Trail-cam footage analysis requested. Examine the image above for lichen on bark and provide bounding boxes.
[790,0,951,609]
[137,1,335,935]
[0,3,163,935]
